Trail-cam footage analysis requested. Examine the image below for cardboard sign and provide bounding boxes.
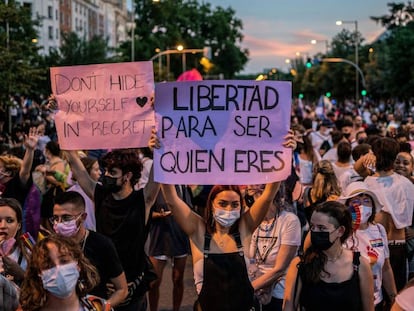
[154,80,292,185]
[50,62,155,150]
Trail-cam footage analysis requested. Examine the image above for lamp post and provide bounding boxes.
[336,20,359,103]
[150,47,207,81]
[130,3,135,62]
[176,44,186,73]
[310,39,329,54]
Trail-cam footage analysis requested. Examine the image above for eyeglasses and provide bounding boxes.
[49,213,83,225]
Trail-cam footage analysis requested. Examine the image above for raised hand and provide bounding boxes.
[24,127,39,150]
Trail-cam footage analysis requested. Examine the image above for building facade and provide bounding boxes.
[17,0,128,55]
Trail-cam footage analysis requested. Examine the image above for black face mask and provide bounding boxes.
[343,133,351,139]
[310,231,335,251]
[244,194,255,207]
[102,176,122,193]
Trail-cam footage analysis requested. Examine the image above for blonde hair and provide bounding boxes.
[311,160,341,202]
[0,155,22,177]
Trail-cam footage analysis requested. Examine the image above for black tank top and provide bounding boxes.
[197,230,256,311]
[299,252,362,311]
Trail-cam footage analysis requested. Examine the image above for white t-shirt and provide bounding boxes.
[309,131,333,152]
[136,157,153,190]
[332,162,353,181]
[365,173,414,228]
[338,168,363,196]
[322,147,337,163]
[345,224,389,305]
[249,211,301,299]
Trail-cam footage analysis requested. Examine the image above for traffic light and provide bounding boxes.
[306,58,312,68]
[325,92,331,98]
[361,89,367,96]
[299,93,304,99]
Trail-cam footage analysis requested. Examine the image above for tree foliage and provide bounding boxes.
[370,2,414,101]
[0,0,45,100]
[371,1,414,28]
[119,0,249,80]
[54,32,112,66]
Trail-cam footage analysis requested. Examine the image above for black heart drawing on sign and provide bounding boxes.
[136,97,148,107]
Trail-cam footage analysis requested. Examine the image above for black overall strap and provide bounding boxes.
[352,251,361,271]
[203,231,243,255]
[204,232,212,253]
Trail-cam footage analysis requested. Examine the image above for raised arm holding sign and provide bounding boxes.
[150,129,296,311]
[149,79,295,311]
[153,80,292,185]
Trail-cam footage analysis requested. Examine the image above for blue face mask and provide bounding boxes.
[213,208,240,227]
[41,262,79,298]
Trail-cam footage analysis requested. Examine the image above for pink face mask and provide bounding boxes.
[0,238,16,256]
[53,218,81,237]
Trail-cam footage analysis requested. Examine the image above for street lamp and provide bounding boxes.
[336,20,359,103]
[176,44,186,73]
[310,39,329,54]
[130,3,136,62]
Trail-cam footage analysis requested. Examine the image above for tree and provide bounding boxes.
[0,0,45,101]
[371,1,414,28]
[120,0,249,80]
[56,32,113,66]
[296,29,365,104]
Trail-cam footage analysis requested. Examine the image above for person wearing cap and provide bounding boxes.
[308,119,334,157]
[340,181,397,310]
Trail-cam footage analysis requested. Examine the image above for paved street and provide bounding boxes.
[156,255,198,311]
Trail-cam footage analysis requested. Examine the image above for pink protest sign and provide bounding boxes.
[154,80,292,185]
[50,62,155,150]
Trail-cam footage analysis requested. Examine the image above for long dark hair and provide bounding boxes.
[205,185,244,234]
[0,198,29,260]
[299,201,352,284]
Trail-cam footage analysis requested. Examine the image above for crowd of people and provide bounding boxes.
[0,95,414,311]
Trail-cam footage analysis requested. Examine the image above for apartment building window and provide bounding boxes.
[56,9,58,20]
[48,26,53,40]
[48,6,53,19]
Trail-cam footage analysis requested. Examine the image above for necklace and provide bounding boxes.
[258,216,277,232]
[214,233,226,248]
[327,247,343,262]
[255,215,279,264]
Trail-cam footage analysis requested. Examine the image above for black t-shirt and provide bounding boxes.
[94,185,146,282]
[84,230,124,299]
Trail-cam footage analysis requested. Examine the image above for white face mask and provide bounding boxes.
[41,262,79,298]
[359,205,373,224]
[213,208,240,227]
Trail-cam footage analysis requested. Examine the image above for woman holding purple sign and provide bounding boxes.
[149,130,296,311]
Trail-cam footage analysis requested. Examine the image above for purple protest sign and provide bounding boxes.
[154,80,292,185]
[50,62,155,150]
